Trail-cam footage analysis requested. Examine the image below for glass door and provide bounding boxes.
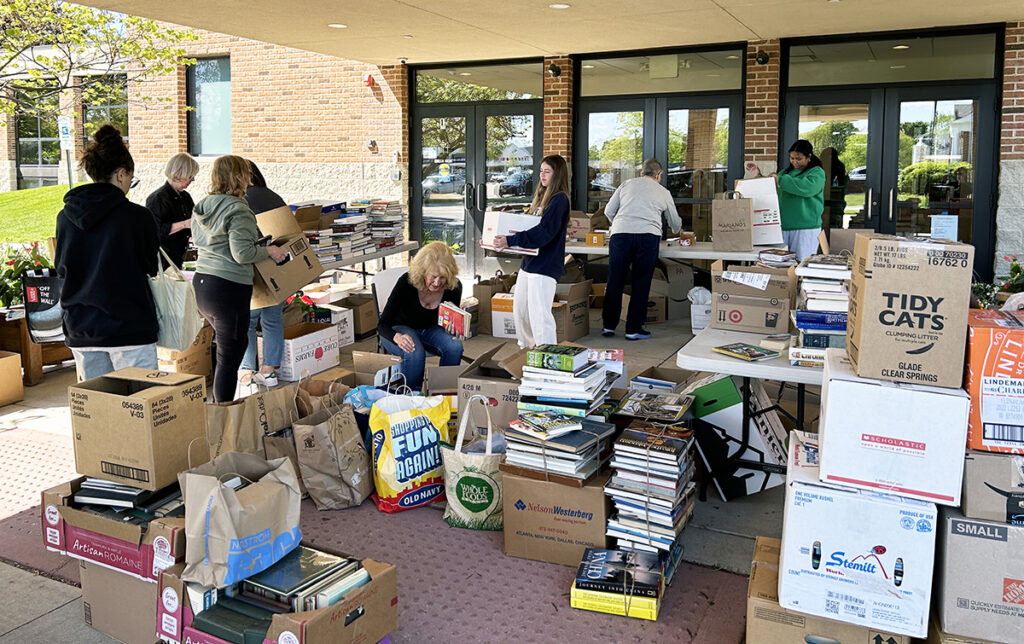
[576,99,651,214]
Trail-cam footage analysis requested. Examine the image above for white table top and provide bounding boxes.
[320,241,419,270]
[676,326,825,386]
[565,241,785,262]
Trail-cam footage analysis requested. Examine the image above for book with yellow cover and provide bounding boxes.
[569,583,660,620]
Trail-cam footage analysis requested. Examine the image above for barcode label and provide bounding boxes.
[101,461,150,482]
[83,602,92,625]
[827,590,864,605]
[984,423,1024,444]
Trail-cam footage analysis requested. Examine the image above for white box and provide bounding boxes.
[690,303,711,333]
[264,322,341,381]
[780,431,937,638]
[819,348,969,506]
[481,211,540,256]
[490,293,517,339]
[734,177,784,246]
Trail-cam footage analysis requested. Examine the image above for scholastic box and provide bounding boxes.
[962,450,1024,524]
[271,323,341,381]
[779,431,937,638]
[251,206,325,308]
[819,348,969,506]
[458,344,526,432]
[158,323,214,384]
[747,536,912,644]
[503,472,611,566]
[80,560,160,644]
[965,309,1024,453]
[847,233,973,388]
[41,477,185,582]
[69,368,206,491]
[0,349,24,406]
[937,508,1024,643]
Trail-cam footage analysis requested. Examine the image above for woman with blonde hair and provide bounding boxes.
[377,241,463,390]
[191,155,287,402]
[492,154,571,348]
[145,152,199,267]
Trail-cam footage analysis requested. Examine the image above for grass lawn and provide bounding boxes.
[0,185,69,244]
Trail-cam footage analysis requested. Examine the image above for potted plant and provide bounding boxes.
[1,242,52,308]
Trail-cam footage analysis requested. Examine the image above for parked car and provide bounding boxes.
[487,171,507,183]
[422,173,466,198]
[498,172,533,197]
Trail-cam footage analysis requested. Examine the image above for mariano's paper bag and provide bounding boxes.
[293,405,373,510]
[368,394,452,513]
[205,384,298,458]
[711,192,754,252]
[178,451,302,588]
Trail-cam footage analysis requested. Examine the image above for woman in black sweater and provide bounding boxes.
[145,153,198,268]
[378,242,463,390]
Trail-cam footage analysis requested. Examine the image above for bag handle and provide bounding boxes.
[186,435,212,469]
[217,472,255,487]
[157,247,187,281]
[455,395,494,454]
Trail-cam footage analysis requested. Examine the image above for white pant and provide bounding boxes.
[513,270,557,349]
[784,228,822,262]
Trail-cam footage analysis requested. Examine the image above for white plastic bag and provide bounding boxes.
[151,249,203,352]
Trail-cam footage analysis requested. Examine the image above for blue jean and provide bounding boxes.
[71,344,158,381]
[379,325,463,390]
[241,302,285,371]
[603,233,661,334]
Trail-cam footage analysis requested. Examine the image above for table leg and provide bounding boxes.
[19,319,43,386]
[797,383,806,431]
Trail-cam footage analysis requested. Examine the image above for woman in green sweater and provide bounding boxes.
[746,139,826,261]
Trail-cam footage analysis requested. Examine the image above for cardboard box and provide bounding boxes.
[566,210,609,240]
[424,363,464,434]
[490,293,517,340]
[585,232,606,246]
[819,348,969,506]
[80,560,160,644]
[352,351,402,387]
[314,365,356,388]
[690,303,711,333]
[747,536,912,644]
[779,431,936,638]
[41,477,185,582]
[251,206,325,308]
[962,450,1024,524]
[0,349,24,406]
[847,233,973,388]
[734,176,784,246]
[481,211,540,255]
[490,282,592,342]
[335,293,377,338]
[965,310,1024,453]
[621,293,667,325]
[502,472,611,566]
[270,323,341,381]
[710,292,788,334]
[304,304,356,347]
[157,324,214,384]
[292,203,324,231]
[590,283,607,309]
[157,548,398,644]
[630,365,694,393]
[69,368,206,491]
[937,508,1024,643]
[458,344,525,432]
[928,612,999,643]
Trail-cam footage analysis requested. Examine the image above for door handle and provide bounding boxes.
[865,187,872,221]
[476,183,487,213]
[464,183,474,211]
[888,188,895,222]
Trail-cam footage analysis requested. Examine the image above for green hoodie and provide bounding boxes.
[777,165,826,231]
[192,194,269,285]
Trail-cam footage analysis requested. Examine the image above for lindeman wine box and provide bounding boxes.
[847,233,973,388]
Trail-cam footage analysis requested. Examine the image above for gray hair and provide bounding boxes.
[641,158,663,177]
[164,153,199,183]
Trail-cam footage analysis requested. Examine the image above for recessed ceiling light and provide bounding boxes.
[582,64,595,69]
[459,72,472,76]
[892,44,910,50]
[403,34,413,39]
[828,0,841,3]
[726,54,739,60]
[549,3,571,8]
[706,73,721,77]
[890,64,906,69]
[327,23,347,29]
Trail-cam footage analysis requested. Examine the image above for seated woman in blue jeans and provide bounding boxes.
[378,241,463,390]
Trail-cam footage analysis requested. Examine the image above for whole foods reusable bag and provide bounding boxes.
[441,395,504,530]
[368,394,451,513]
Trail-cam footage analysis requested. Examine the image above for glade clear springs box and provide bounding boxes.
[779,431,937,638]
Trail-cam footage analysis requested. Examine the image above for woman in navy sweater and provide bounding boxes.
[492,154,571,348]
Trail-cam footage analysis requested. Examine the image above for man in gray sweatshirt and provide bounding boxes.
[602,158,681,340]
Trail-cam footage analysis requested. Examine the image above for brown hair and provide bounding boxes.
[209,155,251,199]
[408,241,459,291]
[80,124,133,183]
[528,154,570,215]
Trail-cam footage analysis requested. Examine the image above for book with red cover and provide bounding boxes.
[438,301,472,340]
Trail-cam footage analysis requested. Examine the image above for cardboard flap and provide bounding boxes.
[462,344,504,376]
[555,279,593,301]
[352,351,401,375]
[496,346,529,381]
[256,206,303,238]
[96,368,201,387]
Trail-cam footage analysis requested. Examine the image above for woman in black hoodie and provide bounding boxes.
[55,125,160,381]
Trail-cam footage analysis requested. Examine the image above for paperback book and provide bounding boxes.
[711,342,779,362]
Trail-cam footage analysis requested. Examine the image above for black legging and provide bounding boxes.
[194,273,253,402]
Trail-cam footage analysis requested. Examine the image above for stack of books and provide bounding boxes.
[516,345,617,419]
[504,416,616,481]
[570,547,665,621]
[604,421,697,559]
[757,248,798,268]
[790,254,852,368]
[369,200,406,250]
[438,301,472,340]
[71,478,186,524]
[614,390,694,424]
[331,214,373,259]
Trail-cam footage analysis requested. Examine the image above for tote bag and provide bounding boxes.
[150,248,204,352]
[441,395,505,530]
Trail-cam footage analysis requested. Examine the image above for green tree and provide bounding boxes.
[838,131,915,172]
[713,117,729,167]
[803,121,857,156]
[594,112,643,167]
[0,0,197,118]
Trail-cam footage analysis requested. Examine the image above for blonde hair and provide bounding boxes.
[528,154,570,215]
[164,153,199,183]
[209,155,251,199]
[408,241,459,291]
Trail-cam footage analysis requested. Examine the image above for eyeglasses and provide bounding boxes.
[129,177,141,190]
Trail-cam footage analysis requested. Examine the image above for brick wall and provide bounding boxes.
[542,56,573,164]
[744,39,781,174]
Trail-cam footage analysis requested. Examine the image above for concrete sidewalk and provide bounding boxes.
[0,562,114,643]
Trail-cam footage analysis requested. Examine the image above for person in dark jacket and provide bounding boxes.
[55,124,160,380]
[491,154,570,349]
[145,153,198,267]
[378,241,463,390]
[238,160,289,393]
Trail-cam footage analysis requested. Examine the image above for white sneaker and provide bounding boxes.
[254,371,279,388]
[234,378,259,400]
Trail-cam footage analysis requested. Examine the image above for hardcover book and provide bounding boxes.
[438,301,472,340]
[574,547,664,598]
[711,342,780,362]
[525,344,588,372]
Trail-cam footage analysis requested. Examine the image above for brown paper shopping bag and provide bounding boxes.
[711,192,754,252]
[263,429,308,497]
[292,405,373,511]
[473,271,517,335]
[205,384,298,458]
[295,374,351,418]
[178,451,302,588]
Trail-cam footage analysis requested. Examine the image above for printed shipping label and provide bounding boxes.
[722,271,771,291]
[981,376,1024,447]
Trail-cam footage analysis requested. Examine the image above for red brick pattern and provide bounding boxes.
[543,56,573,164]
[744,39,781,165]
[1003,22,1024,160]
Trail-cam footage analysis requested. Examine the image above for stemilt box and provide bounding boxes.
[819,348,969,505]
[779,431,937,638]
